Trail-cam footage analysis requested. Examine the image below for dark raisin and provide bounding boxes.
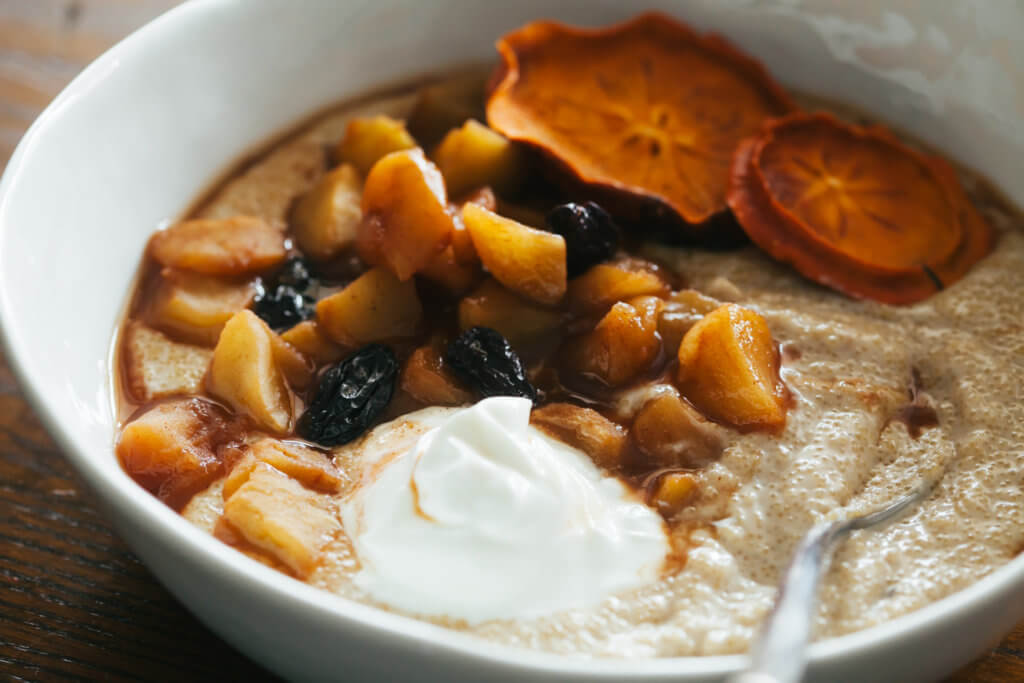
[445,327,537,402]
[544,201,620,277]
[297,344,399,446]
[276,257,313,291]
[252,283,314,331]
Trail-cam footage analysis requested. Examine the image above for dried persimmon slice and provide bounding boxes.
[486,12,794,234]
[727,112,994,304]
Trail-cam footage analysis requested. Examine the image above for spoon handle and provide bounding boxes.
[728,520,847,683]
[727,481,933,683]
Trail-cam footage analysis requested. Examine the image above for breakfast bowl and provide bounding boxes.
[1,1,1022,681]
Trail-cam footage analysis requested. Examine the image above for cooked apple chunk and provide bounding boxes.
[280,321,346,365]
[648,471,699,518]
[222,464,341,578]
[458,279,561,346]
[676,304,788,430]
[269,332,314,391]
[315,267,422,346]
[447,186,496,265]
[419,246,481,295]
[357,148,455,280]
[434,119,526,197]
[631,392,725,468]
[145,269,257,346]
[334,115,417,176]
[567,260,672,314]
[200,137,325,223]
[117,398,239,510]
[291,164,362,262]
[658,289,723,354]
[462,203,566,305]
[223,438,345,499]
[564,300,660,387]
[207,310,294,433]
[150,216,286,276]
[123,321,212,402]
[531,403,626,470]
[400,346,473,406]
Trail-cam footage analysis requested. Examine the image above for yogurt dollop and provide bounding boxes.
[341,397,669,623]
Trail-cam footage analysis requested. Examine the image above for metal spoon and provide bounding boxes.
[727,478,937,683]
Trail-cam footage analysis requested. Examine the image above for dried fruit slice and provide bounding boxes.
[486,12,794,233]
[727,112,994,304]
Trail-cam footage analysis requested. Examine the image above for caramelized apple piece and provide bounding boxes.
[648,471,699,518]
[669,288,722,313]
[531,403,626,470]
[117,398,239,510]
[222,464,341,578]
[658,289,723,354]
[434,119,527,197]
[269,332,315,391]
[357,148,454,280]
[223,438,344,499]
[631,392,725,468]
[123,321,212,402]
[407,72,488,147]
[207,311,294,433]
[458,278,561,346]
[565,300,660,387]
[280,320,346,365]
[419,245,481,295]
[447,186,496,265]
[462,203,566,305]
[567,260,671,314]
[145,269,257,346]
[334,115,417,176]
[400,346,473,406]
[291,164,362,262]
[676,304,787,430]
[150,216,286,276]
[315,267,422,346]
[200,137,325,223]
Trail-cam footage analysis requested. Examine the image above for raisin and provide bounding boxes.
[445,327,537,401]
[252,257,319,330]
[276,257,313,291]
[252,283,314,331]
[296,344,399,446]
[545,201,620,277]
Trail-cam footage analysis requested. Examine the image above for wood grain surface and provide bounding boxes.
[0,2,1020,681]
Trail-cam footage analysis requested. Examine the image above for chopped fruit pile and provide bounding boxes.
[114,13,995,578]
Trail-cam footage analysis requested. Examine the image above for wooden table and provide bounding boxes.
[0,2,1020,681]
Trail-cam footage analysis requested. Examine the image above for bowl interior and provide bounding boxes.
[1,1,1022,681]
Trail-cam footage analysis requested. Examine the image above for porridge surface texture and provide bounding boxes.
[182,84,1024,657]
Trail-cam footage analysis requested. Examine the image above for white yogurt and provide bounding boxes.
[340,397,669,624]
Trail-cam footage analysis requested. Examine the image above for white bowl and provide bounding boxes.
[1,1,1022,681]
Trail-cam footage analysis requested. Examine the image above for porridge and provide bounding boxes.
[113,13,1022,657]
